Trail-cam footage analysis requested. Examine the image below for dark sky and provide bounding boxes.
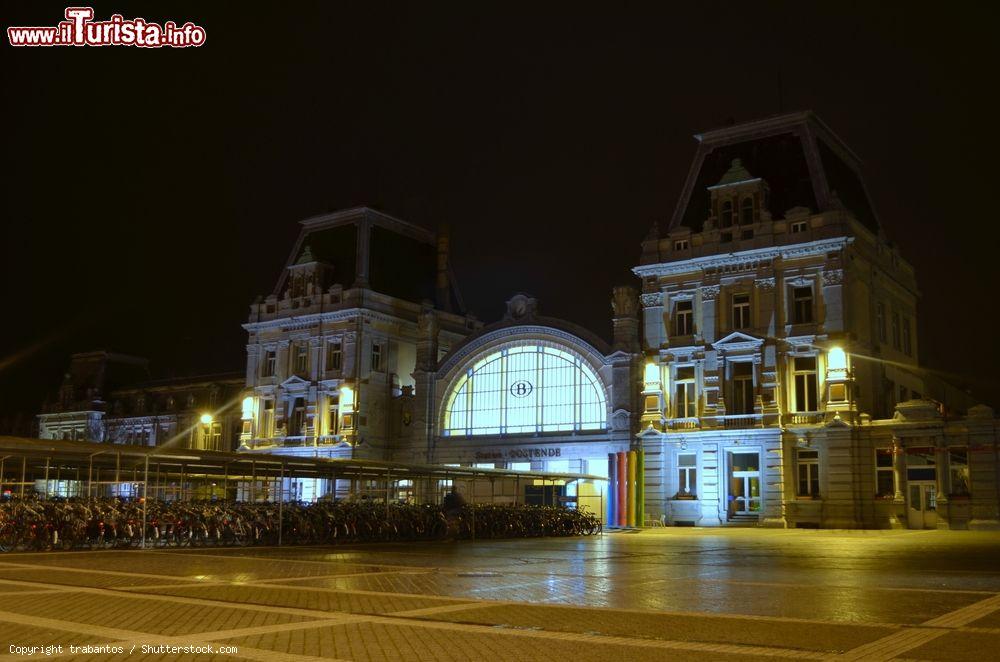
[3,1,999,422]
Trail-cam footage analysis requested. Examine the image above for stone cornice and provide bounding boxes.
[243,308,413,334]
[632,237,853,279]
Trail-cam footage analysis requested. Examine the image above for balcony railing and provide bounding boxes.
[719,414,763,429]
[786,411,825,425]
[666,417,700,430]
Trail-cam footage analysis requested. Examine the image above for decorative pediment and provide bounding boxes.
[279,375,310,391]
[712,331,764,353]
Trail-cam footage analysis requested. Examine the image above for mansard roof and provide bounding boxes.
[669,111,880,234]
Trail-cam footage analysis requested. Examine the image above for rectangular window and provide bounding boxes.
[790,220,808,233]
[898,385,908,403]
[891,310,901,349]
[796,449,820,497]
[674,300,693,336]
[792,356,818,412]
[876,302,886,343]
[294,343,309,375]
[677,453,697,497]
[206,422,222,450]
[262,399,274,437]
[327,395,339,436]
[673,239,689,251]
[949,448,970,496]
[792,286,813,324]
[371,341,383,372]
[729,361,755,415]
[905,448,936,482]
[732,293,751,329]
[674,366,697,418]
[875,448,895,497]
[261,350,276,378]
[902,317,912,356]
[325,339,343,372]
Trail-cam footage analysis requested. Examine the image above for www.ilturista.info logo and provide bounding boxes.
[7,7,206,48]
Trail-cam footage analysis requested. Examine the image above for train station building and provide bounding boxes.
[36,112,999,529]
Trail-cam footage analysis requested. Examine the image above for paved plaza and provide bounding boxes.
[1,528,1000,661]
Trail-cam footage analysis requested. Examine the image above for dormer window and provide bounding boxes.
[720,200,733,228]
[790,220,808,233]
[673,239,689,251]
[740,197,754,225]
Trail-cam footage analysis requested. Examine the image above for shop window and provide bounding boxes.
[732,293,751,329]
[677,453,697,497]
[792,357,818,412]
[875,448,895,497]
[949,448,970,496]
[729,361,755,415]
[674,366,697,418]
[674,300,693,336]
[792,286,814,324]
[796,449,820,497]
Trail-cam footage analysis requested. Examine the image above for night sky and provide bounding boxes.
[3,2,999,426]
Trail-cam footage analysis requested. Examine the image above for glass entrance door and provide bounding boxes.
[907,482,938,529]
[727,450,761,518]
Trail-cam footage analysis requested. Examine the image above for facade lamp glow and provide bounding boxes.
[199,413,213,425]
[241,396,254,420]
[827,346,848,380]
[644,362,660,385]
[340,385,355,410]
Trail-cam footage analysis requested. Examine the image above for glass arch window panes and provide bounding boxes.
[442,344,607,436]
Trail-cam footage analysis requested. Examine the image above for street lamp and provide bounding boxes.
[199,413,213,451]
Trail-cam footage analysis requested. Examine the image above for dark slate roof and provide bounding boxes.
[668,111,880,234]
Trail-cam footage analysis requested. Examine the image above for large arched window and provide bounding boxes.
[442,344,607,436]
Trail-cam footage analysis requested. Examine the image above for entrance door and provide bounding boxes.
[907,482,938,529]
[727,450,761,519]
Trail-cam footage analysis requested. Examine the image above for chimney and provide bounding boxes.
[436,225,452,312]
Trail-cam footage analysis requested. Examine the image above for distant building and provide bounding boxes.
[38,351,243,452]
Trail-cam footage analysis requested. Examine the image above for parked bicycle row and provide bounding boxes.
[0,497,601,552]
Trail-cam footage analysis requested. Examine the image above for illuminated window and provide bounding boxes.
[327,395,339,436]
[740,197,754,225]
[792,286,813,323]
[796,449,819,497]
[949,448,970,496]
[674,300,693,336]
[792,357,818,412]
[261,398,274,437]
[326,339,342,372]
[442,344,607,436]
[674,366,697,418]
[732,293,750,329]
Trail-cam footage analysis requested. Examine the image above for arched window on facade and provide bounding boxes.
[741,197,754,225]
[442,344,607,437]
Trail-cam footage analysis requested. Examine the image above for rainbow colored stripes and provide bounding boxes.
[607,450,644,528]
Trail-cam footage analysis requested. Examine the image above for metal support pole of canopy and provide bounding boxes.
[19,457,26,499]
[142,454,149,548]
[278,463,285,546]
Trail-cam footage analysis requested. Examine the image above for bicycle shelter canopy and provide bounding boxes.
[0,436,606,509]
